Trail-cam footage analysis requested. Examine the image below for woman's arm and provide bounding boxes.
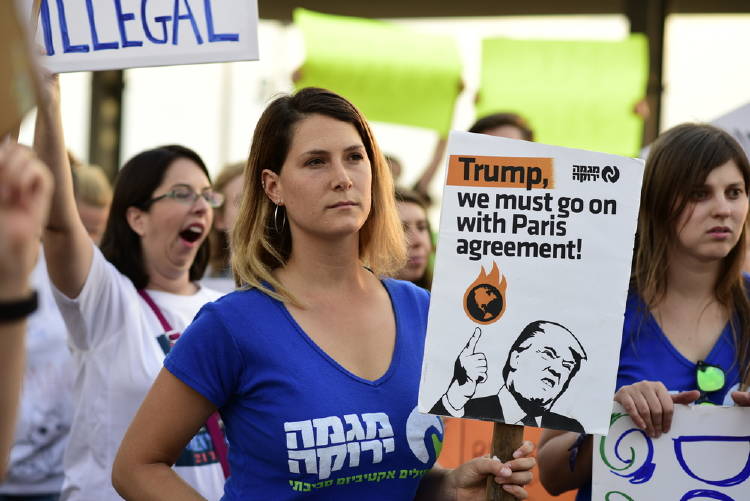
[414,441,535,500]
[34,74,93,298]
[413,137,447,202]
[0,142,53,478]
[537,429,591,495]
[112,368,216,501]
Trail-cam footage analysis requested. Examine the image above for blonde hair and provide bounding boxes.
[231,88,406,304]
[208,161,245,276]
[73,164,112,207]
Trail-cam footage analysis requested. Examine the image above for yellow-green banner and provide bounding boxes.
[294,9,462,135]
[477,35,648,157]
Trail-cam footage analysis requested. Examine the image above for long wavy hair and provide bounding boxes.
[231,87,405,304]
[633,123,750,383]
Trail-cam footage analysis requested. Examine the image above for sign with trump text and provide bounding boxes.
[15,0,259,73]
[418,131,645,434]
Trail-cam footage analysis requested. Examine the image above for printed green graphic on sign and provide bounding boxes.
[477,35,648,156]
[294,8,462,135]
[431,432,443,459]
[599,413,635,472]
[599,411,656,484]
[605,491,635,501]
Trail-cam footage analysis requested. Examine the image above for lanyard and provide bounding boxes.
[138,289,231,479]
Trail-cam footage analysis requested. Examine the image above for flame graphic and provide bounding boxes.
[463,262,507,325]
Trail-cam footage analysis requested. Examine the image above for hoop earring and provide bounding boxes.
[273,204,286,233]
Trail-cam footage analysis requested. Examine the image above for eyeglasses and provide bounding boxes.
[142,184,224,209]
[695,360,726,406]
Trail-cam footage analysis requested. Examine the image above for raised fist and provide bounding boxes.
[0,142,52,299]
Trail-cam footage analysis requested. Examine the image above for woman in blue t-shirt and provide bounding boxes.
[536,123,750,500]
[112,87,536,500]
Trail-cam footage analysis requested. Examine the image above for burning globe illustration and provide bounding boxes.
[463,262,507,325]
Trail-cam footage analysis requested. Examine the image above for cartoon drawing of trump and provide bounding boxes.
[431,320,587,432]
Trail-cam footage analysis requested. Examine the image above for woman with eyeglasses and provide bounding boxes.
[536,123,750,500]
[111,88,535,500]
[34,79,227,500]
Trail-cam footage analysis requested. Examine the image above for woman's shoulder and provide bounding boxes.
[208,286,290,324]
[187,287,280,339]
[211,286,274,310]
[381,277,430,304]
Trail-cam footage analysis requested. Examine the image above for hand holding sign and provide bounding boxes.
[445,328,487,411]
[731,391,750,406]
[614,381,700,438]
[444,441,536,500]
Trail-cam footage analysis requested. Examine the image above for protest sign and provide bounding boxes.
[15,0,259,72]
[641,102,750,160]
[294,8,462,136]
[418,131,644,434]
[711,102,750,158]
[0,2,38,137]
[477,35,648,157]
[593,403,750,500]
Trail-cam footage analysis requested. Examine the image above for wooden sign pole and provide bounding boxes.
[485,423,524,501]
[6,0,42,143]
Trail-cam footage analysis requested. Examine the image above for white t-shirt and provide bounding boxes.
[0,252,73,495]
[52,245,224,501]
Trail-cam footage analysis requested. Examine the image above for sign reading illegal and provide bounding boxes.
[15,0,259,72]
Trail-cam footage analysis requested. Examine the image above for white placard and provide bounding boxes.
[641,102,750,160]
[712,102,750,159]
[593,403,750,500]
[17,0,258,72]
[417,131,644,435]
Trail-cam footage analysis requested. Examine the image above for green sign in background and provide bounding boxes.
[477,35,649,157]
[294,9,463,136]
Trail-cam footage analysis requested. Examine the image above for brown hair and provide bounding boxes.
[634,123,750,381]
[231,87,405,303]
[469,112,534,141]
[208,161,245,276]
[395,188,434,290]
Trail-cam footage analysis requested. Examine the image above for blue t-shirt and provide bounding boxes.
[616,291,739,404]
[576,291,740,501]
[165,278,444,501]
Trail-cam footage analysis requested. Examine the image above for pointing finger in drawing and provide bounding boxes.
[464,327,483,354]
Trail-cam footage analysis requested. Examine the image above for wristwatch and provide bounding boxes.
[0,290,38,323]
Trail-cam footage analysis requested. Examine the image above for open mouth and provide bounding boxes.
[541,377,556,389]
[179,224,204,243]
